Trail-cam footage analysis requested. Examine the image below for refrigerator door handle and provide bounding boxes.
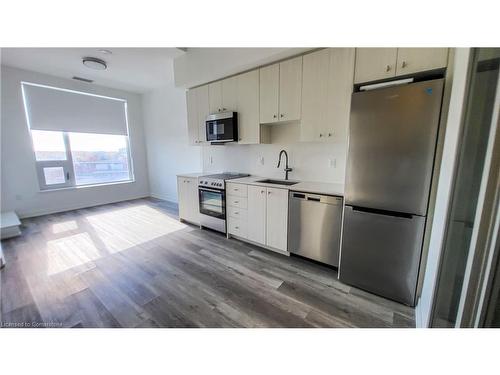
[351,205,414,219]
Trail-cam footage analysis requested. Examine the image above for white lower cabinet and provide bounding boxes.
[230,184,288,253]
[265,187,289,252]
[247,185,267,245]
[177,176,199,225]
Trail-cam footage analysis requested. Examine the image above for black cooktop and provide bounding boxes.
[202,172,249,180]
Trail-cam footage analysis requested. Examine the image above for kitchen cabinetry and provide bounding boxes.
[259,63,280,124]
[236,70,262,144]
[209,77,238,113]
[265,187,289,251]
[301,48,355,142]
[231,184,288,252]
[177,176,199,225]
[247,185,267,245]
[354,48,448,84]
[259,56,302,124]
[395,48,449,76]
[186,85,210,145]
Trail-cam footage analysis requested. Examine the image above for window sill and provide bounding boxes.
[39,179,135,193]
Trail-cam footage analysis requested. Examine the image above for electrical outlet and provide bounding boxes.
[259,156,264,165]
[209,156,213,164]
[328,158,337,168]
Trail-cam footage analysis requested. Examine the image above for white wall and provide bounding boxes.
[0,65,150,218]
[174,48,312,88]
[142,84,202,202]
[201,124,347,184]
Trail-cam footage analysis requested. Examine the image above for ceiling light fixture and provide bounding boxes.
[98,49,112,55]
[82,57,107,70]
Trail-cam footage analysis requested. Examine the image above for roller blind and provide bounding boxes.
[22,82,128,135]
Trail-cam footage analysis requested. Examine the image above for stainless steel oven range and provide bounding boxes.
[198,173,249,233]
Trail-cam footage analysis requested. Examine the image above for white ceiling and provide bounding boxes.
[1,48,185,93]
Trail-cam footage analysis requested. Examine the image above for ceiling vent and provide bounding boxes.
[72,76,94,83]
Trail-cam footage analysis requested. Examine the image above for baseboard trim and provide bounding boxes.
[150,192,178,204]
[17,194,151,219]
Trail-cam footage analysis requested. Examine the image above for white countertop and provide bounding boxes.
[177,172,205,178]
[177,172,344,196]
[229,176,344,197]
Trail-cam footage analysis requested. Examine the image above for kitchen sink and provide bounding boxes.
[256,179,299,186]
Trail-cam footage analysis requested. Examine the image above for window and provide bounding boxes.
[22,82,133,190]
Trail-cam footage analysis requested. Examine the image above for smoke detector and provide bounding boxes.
[82,57,107,70]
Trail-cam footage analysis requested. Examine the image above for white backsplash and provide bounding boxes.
[201,140,347,184]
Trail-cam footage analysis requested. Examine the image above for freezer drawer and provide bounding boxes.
[288,192,343,267]
[339,205,426,306]
[346,79,444,215]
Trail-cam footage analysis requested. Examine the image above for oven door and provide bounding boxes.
[198,187,225,219]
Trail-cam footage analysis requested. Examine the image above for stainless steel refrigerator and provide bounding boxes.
[339,78,444,306]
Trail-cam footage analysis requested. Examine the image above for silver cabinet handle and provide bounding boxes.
[273,114,277,118]
[234,188,239,191]
[234,200,239,203]
[234,211,239,214]
[280,114,284,118]
[319,133,323,137]
[401,61,407,68]
[268,191,271,195]
[222,108,227,111]
[261,190,265,194]
[328,133,332,137]
[235,226,239,229]
[386,65,391,72]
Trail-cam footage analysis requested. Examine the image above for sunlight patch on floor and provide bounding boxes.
[47,232,102,275]
[85,204,188,253]
[51,220,78,234]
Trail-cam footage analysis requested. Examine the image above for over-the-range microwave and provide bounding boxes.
[205,112,238,144]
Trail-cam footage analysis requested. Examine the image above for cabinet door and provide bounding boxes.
[196,85,210,144]
[237,70,260,144]
[259,63,279,124]
[266,187,288,252]
[354,48,398,84]
[177,177,199,224]
[301,49,329,141]
[279,56,302,121]
[208,81,223,113]
[247,185,267,245]
[221,76,238,112]
[396,48,449,76]
[324,48,355,141]
[186,89,200,145]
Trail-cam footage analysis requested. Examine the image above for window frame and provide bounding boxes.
[30,130,134,191]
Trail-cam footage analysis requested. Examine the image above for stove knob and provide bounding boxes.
[219,183,222,187]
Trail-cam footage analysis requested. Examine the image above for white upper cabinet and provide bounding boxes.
[221,76,238,112]
[301,48,355,142]
[396,48,449,76]
[278,56,302,122]
[186,85,209,145]
[354,48,398,84]
[265,187,288,252]
[355,48,449,84]
[208,81,223,113]
[237,70,261,144]
[259,63,280,124]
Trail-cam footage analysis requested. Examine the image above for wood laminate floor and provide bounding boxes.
[0,198,414,328]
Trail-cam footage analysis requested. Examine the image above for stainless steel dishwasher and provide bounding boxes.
[288,191,343,267]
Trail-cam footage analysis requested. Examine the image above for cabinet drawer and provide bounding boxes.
[227,206,247,220]
[226,183,247,197]
[226,195,248,209]
[227,217,247,238]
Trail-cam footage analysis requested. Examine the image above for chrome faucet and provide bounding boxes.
[277,150,292,180]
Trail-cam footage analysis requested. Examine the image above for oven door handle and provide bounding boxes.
[199,187,224,193]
